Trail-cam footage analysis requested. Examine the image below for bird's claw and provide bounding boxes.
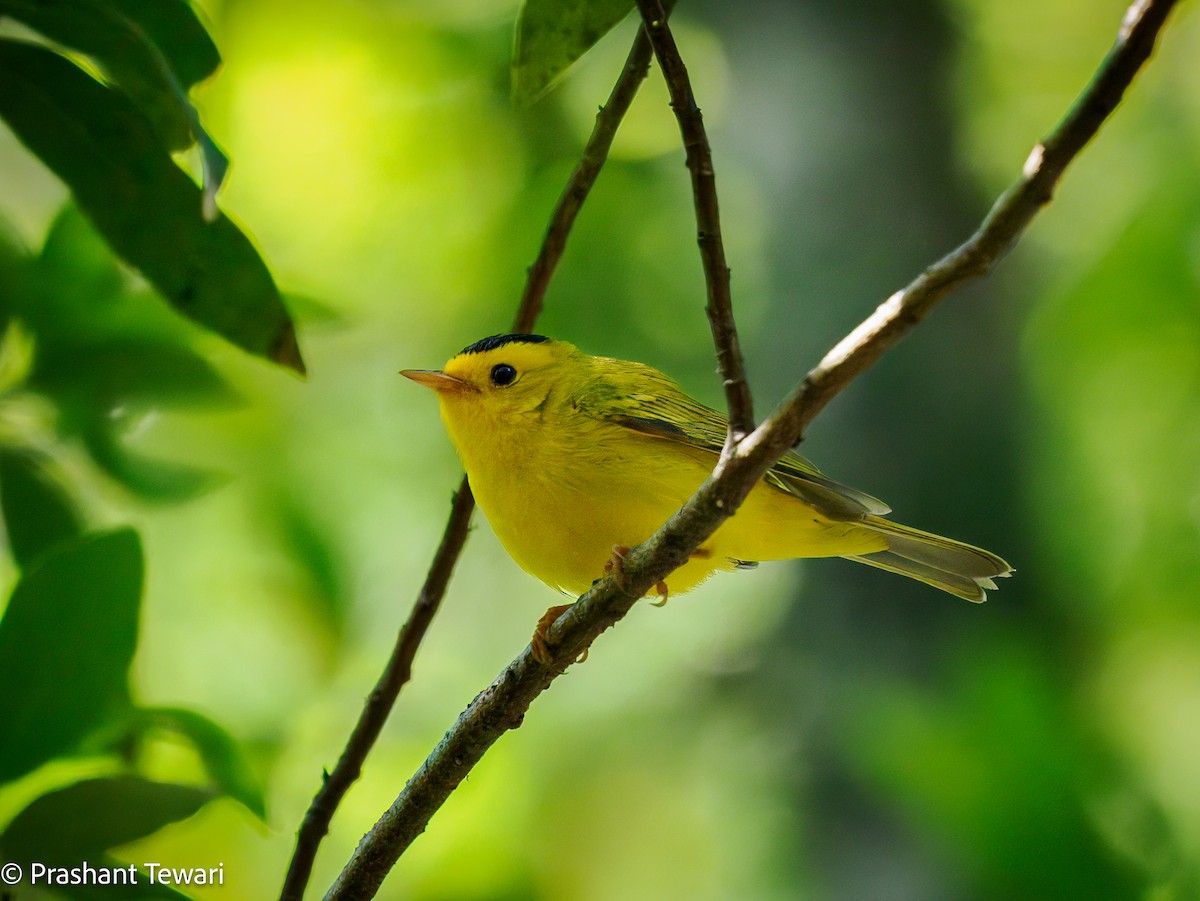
[531,604,570,664]
[605,545,669,606]
[650,580,669,606]
[531,604,588,665]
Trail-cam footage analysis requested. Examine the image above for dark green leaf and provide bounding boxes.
[25,333,236,502]
[30,205,240,349]
[131,707,266,819]
[512,0,634,105]
[34,339,240,411]
[0,776,213,863]
[0,448,83,567]
[0,0,227,204]
[37,203,127,320]
[0,529,142,781]
[105,0,222,88]
[0,41,305,373]
[0,0,220,94]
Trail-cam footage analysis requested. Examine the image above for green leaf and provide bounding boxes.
[0,40,305,373]
[104,0,222,88]
[0,448,83,568]
[21,292,240,501]
[28,336,238,502]
[37,203,127,321]
[104,449,229,504]
[512,0,634,105]
[0,0,220,94]
[0,213,31,328]
[270,490,348,638]
[30,205,241,349]
[35,338,240,411]
[0,0,228,205]
[131,707,266,819]
[0,529,142,781]
[0,776,213,865]
[83,430,230,503]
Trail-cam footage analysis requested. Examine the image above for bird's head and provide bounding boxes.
[403,334,580,437]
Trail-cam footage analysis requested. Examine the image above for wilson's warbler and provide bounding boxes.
[403,333,1011,609]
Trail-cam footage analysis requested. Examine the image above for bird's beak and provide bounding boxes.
[400,369,474,394]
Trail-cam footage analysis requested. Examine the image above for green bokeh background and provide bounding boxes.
[2,0,1199,898]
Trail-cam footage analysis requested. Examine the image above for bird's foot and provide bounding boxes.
[532,604,570,664]
[604,545,632,591]
[605,545,669,606]
[531,604,588,665]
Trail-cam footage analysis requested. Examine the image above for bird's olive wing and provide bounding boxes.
[585,369,890,520]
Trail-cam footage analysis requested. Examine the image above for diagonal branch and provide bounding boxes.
[321,1,1180,898]
[277,27,656,901]
[634,0,755,440]
[745,0,1180,456]
[278,484,473,901]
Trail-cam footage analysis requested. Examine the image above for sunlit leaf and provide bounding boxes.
[131,707,266,819]
[0,41,305,373]
[512,0,634,106]
[0,448,83,568]
[0,529,142,781]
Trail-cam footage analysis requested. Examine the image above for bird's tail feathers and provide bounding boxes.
[846,517,1013,602]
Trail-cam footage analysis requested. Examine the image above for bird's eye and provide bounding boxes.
[490,363,517,387]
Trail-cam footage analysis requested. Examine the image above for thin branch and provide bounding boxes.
[278,483,473,901]
[634,0,754,440]
[744,0,1180,460]
[322,2,1179,898]
[516,28,654,331]
[277,28,656,901]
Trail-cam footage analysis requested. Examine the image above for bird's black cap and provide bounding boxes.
[459,334,550,356]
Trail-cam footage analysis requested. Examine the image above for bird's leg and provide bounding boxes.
[532,603,571,665]
[606,545,669,606]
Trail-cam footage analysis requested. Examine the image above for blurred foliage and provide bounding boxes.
[512,0,633,105]
[0,0,301,370]
[0,0,280,892]
[1,0,1199,900]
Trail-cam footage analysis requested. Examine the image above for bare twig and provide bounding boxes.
[746,0,1180,457]
[278,27,656,901]
[517,28,654,331]
[634,0,754,440]
[278,484,474,901]
[321,2,1179,898]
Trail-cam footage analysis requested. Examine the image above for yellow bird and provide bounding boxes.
[403,334,1011,612]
